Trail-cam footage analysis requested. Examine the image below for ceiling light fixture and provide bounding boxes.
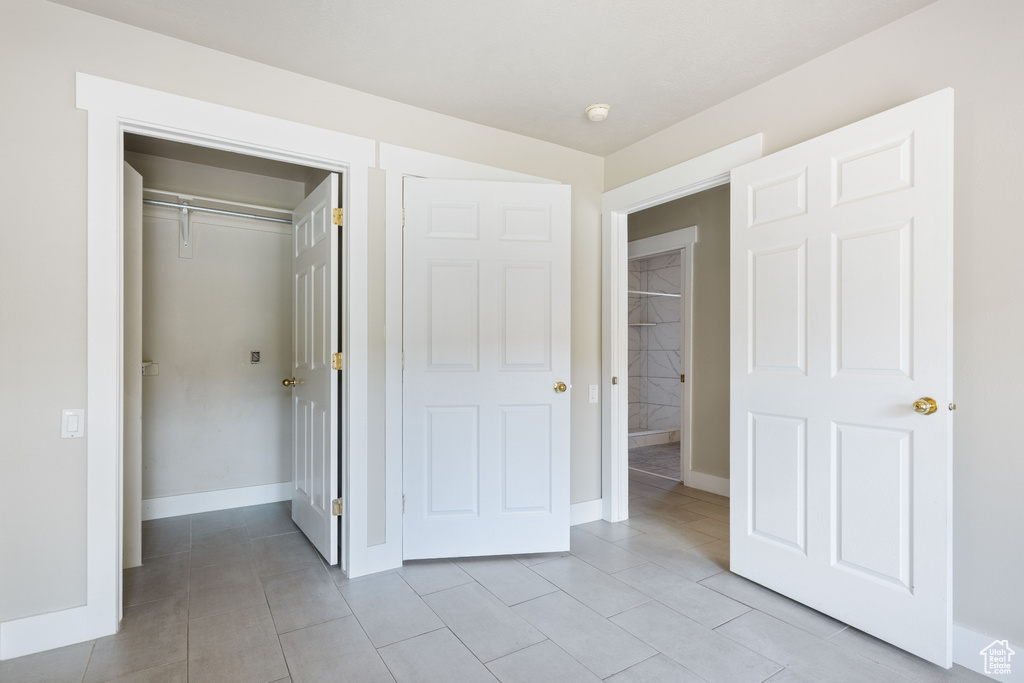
[586,103,610,122]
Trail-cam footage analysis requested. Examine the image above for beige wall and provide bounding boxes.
[608,0,1024,647]
[0,0,603,623]
[629,185,731,480]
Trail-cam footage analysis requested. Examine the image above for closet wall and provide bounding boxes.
[128,151,305,502]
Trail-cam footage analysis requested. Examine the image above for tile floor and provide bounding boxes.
[0,473,987,682]
[629,441,682,480]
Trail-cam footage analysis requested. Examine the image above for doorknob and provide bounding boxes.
[554,382,568,393]
[912,397,938,415]
[282,377,296,387]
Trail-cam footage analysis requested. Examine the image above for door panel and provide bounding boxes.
[290,174,340,564]
[730,89,953,666]
[404,179,571,560]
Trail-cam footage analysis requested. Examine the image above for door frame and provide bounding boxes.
[10,73,375,657]
[601,135,762,521]
[378,144,561,568]
[626,231,695,485]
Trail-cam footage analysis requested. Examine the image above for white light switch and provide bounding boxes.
[588,385,599,403]
[62,409,85,438]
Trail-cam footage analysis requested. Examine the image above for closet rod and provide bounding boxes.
[142,199,292,225]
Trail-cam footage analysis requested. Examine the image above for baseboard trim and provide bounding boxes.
[684,470,730,497]
[953,622,1022,681]
[570,499,603,526]
[142,482,291,520]
[0,605,107,661]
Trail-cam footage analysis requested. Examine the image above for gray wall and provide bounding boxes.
[608,0,1024,649]
[629,185,731,480]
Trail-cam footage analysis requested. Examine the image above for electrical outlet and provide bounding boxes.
[588,385,599,403]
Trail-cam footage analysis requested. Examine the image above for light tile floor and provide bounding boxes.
[0,473,987,682]
[629,442,682,480]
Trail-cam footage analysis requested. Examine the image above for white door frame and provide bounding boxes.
[0,73,374,660]
[627,230,696,486]
[601,135,762,521]
[378,144,560,570]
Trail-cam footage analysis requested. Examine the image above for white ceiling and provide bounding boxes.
[53,0,936,155]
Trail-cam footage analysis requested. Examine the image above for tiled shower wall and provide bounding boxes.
[628,252,682,433]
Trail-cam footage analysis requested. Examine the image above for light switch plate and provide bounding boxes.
[589,385,599,403]
[62,409,85,438]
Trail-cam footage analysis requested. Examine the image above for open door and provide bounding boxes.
[403,178,572,559]
[730,90,953,665]
[289,174,341,564]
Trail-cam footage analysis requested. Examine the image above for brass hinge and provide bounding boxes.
[332,352,343,371]
[332,207,344,226]
[402,208,405,227]
[681,374,685,383]
[331,497,343,516]
[612,376,618,385]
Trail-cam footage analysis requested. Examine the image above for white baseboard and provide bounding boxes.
[142,482,291,520]
[570,499,603,526]
[953,622,1023,681]
[684,469,730,497]
[0,606,102,661]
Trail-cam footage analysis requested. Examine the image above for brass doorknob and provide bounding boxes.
[282,377,296,387]
[554,381,568,393]
[913,397,937,415]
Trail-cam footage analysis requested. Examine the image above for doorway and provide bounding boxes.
[122,134,336,573]
[624,185,731,488]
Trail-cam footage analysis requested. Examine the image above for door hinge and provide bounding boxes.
[332,207,344,227]
[402,494,405,514]
[332,352,343,371]
[332,497,343,516]
[681,374,685,383]
[612,376,618,385]
[402,208,405,228]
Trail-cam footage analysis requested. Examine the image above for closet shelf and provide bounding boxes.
[628,290,681,298]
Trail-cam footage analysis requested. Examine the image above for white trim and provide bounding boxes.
[953,623,1023,681]
[602,135,763,523]
[0,607,91,661]
[569,499,603,526]
[141,482,291,521]
[59,73,375,659]
[377,143,556,568]
[684,470,730,498]
[627,225,698,259]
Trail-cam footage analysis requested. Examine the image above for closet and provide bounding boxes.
[122,134,330,567]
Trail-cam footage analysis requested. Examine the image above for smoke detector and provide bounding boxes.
[586,103,610,122]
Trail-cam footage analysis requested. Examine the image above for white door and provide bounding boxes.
[730,90,953,665]
[289,174,340,564]
[403,178,572,559]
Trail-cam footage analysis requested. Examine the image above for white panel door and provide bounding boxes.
[289,174,340,564]
[404,179,571,559]
[730,90,953,665]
